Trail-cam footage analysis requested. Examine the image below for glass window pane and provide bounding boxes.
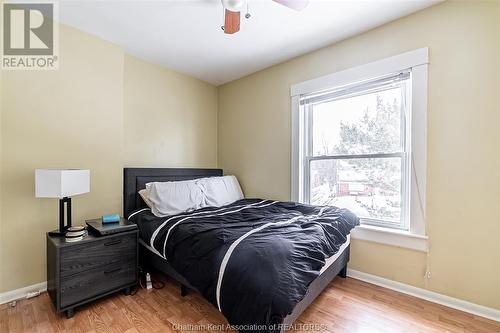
[310,157,402,226]
[312,86,404,156]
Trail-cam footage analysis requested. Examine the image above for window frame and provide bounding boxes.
[290,48,429,251]
[302,74,411,230]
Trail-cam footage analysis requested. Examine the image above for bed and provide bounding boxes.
[123,167,358,333]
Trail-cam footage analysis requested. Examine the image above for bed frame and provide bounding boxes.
[123,167,350,332]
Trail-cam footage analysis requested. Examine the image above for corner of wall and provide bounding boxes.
[215,85,221,169]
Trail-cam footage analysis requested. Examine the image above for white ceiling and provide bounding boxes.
[57,0,440,85]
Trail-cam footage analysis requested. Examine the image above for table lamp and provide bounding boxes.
[35,169,90,236]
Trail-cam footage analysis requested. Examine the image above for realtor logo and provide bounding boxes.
[2,2,59,70]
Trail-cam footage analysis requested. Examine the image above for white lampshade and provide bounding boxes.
[35,169,90,198]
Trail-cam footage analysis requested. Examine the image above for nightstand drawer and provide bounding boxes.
[60,233,136,278]
[60,263,136,308]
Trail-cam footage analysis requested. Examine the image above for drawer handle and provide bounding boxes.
[104,267,121,274]
[104,239,122,246]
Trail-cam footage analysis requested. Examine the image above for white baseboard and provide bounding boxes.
[347,269,500,323]
[0,281,47,305]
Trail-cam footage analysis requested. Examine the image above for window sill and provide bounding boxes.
[351,224,428,252]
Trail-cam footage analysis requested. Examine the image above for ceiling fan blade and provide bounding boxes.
[273,0,309,11]
[224,9,240,34]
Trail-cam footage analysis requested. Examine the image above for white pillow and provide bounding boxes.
[138,189,154,209]
[196,175,244,208]
[145,179,204,217]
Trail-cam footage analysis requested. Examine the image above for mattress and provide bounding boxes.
[135,203,351,277]
[140,234,351,276]
[321,234,350,274]
[131,208,159,242]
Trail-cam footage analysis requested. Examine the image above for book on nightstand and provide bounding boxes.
[86,217,137,236]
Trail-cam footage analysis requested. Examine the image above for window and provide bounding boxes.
[303,72,411,230]
[291,48,428,249]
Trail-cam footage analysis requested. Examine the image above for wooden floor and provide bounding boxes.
[1,276,499,333]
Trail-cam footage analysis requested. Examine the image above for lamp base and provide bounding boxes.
[49,197,73,237]
[48,230,66,237]
[49,224,71,237]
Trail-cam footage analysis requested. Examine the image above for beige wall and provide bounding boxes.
[218,1,500,310]
[1,25,125,292]
[0,26,218,292]
[123,55,217,167]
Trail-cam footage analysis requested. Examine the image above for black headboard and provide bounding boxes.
[123,168,223,218]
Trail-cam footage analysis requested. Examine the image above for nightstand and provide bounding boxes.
[46,227,138,318]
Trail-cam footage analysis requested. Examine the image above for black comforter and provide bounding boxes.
[129,199,359,332]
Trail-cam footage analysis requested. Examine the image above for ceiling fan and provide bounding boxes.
[221,0,309,34]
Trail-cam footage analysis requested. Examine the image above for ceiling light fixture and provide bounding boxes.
[221,0,309,35]
[221,0,245,12]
